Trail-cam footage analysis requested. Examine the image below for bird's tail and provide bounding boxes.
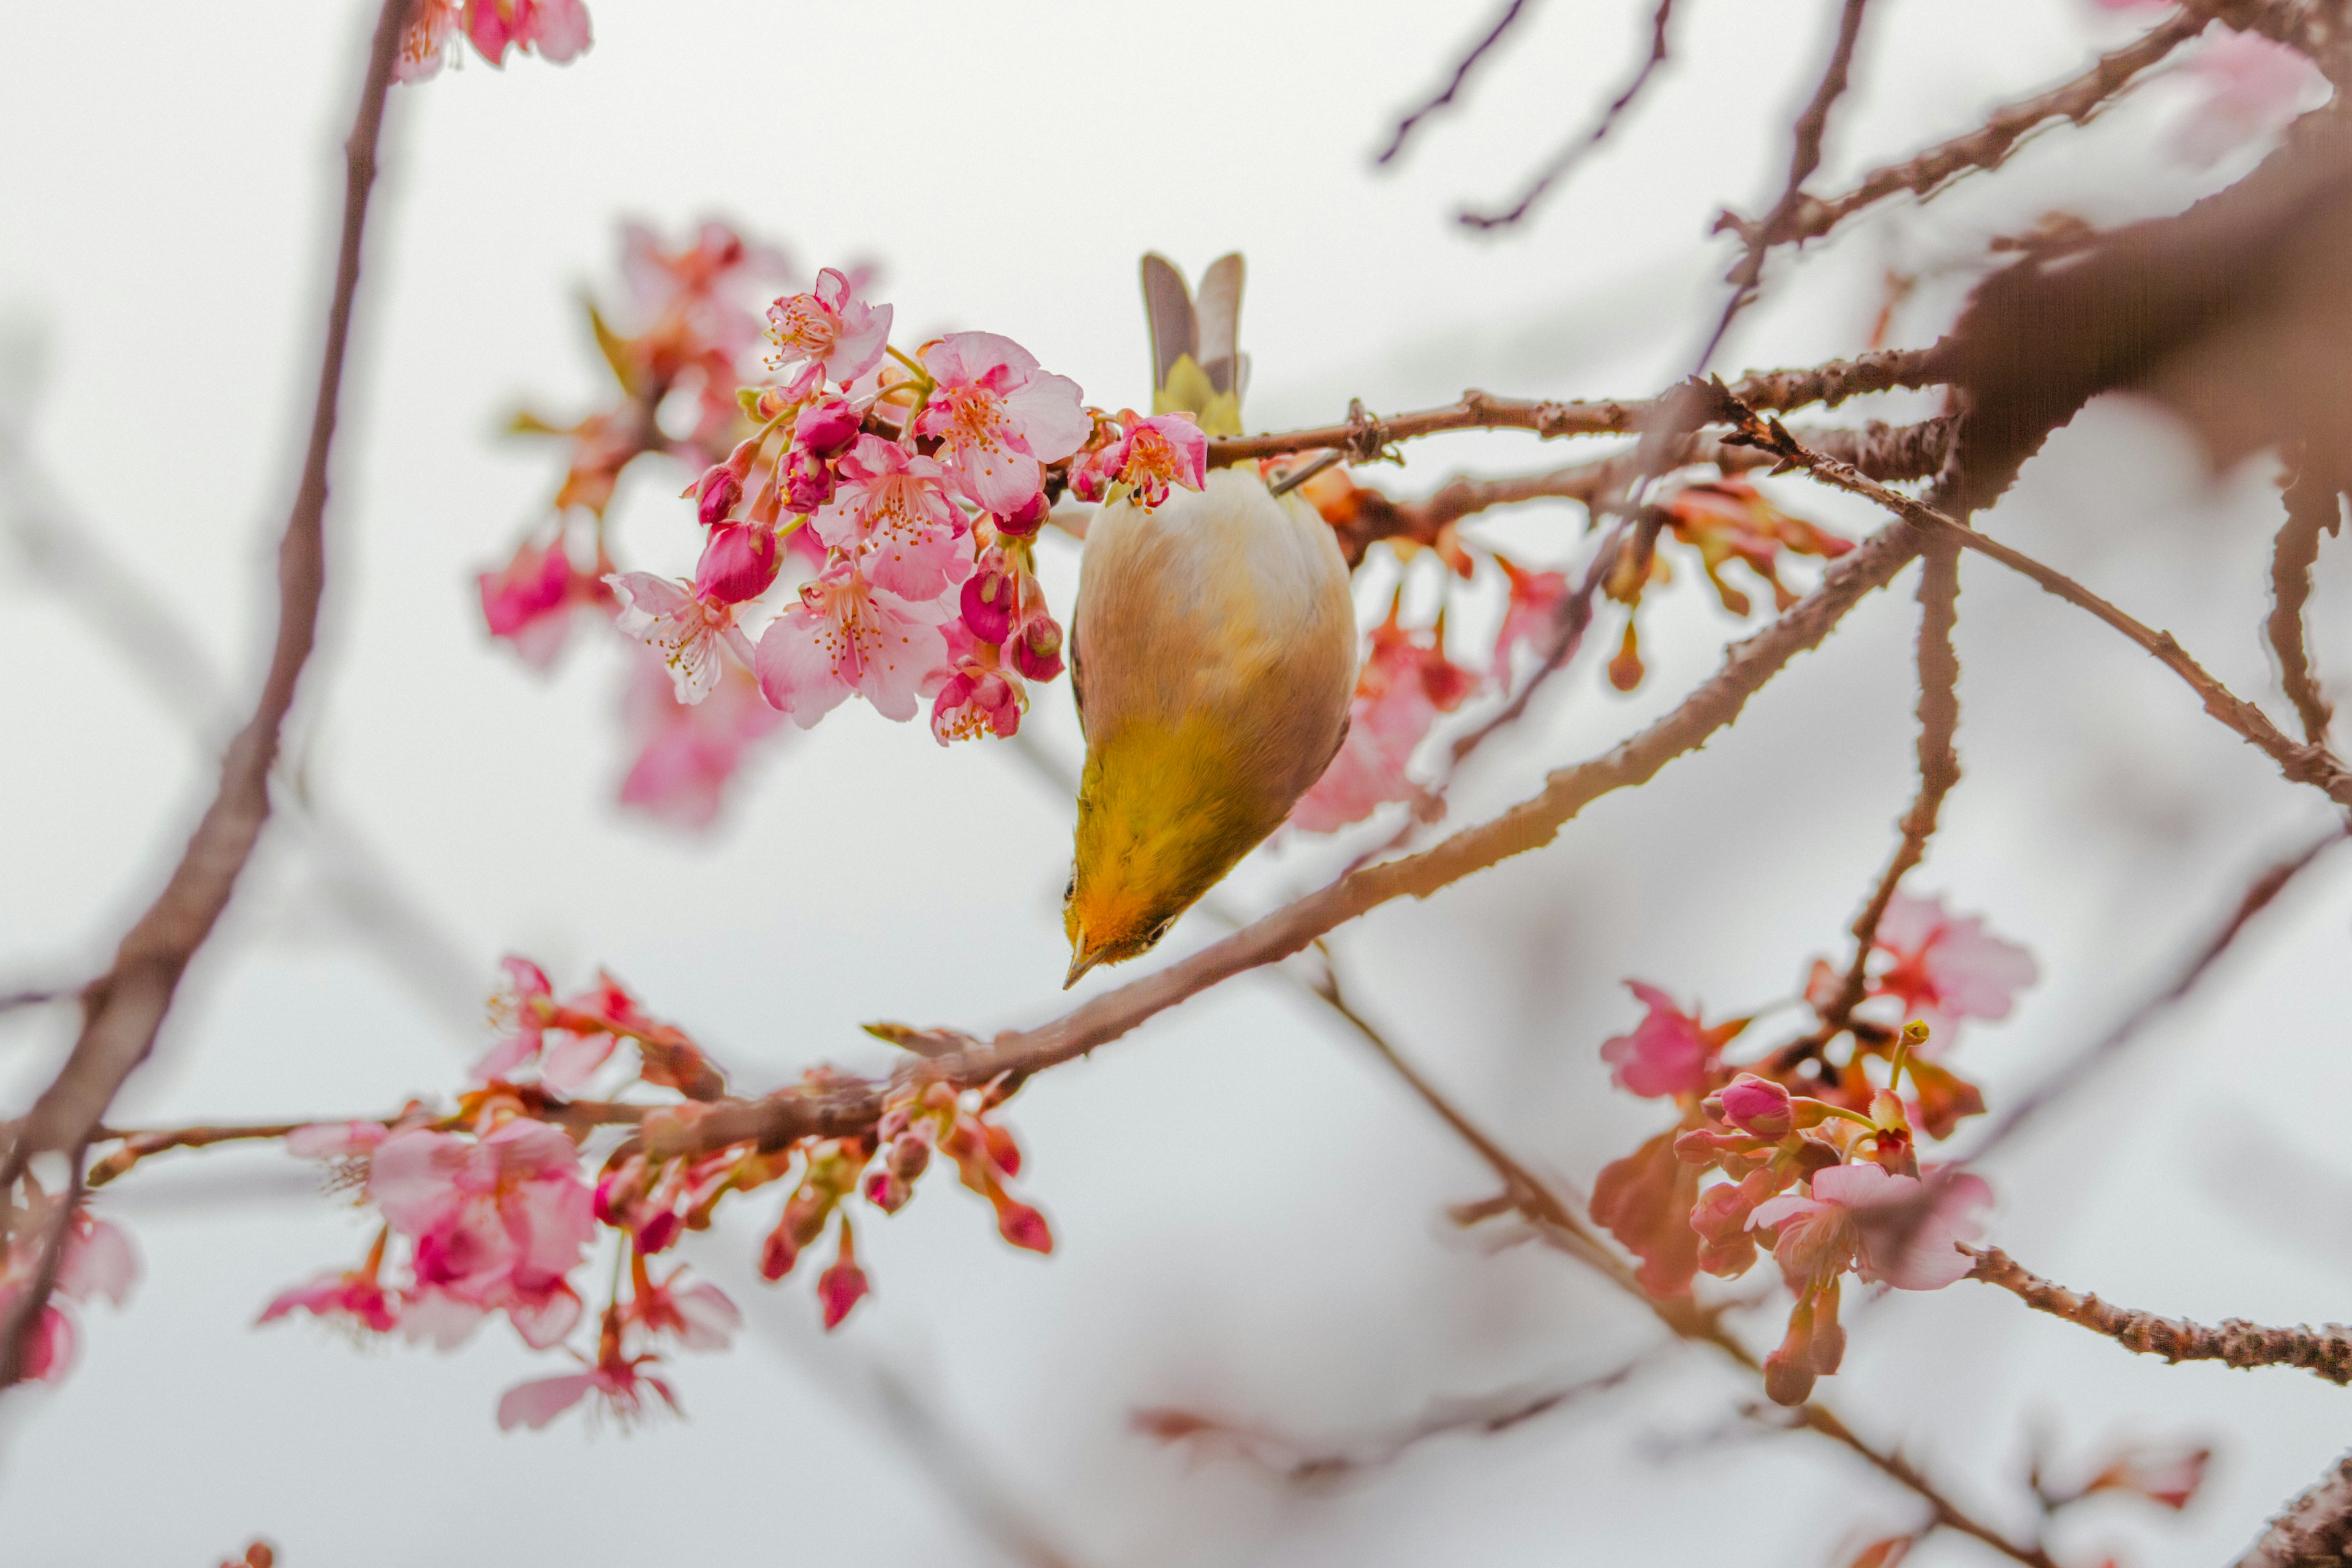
[1140,252,1248,438]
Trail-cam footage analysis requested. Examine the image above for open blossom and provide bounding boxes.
[369,1121,595,1349]
[0,1205,138,1384]
[1869,892,2037,1038]
[1600,982,1715,1099]
[261,1230,400,1335]
[913,333,1091,515]
[619,654,783,830]
[755,559,951,726]
[1750,1163,1992,1292]
[765,268,891,389]
[1099,410,1208,508]
[932,662,1025,744]
[811,437,973,602]
[608,571,752,704]
[499,1323,679,1431]
[1491,557,1573,681]
[398,0,590,82]
[630,1268,741,1351]
[478,536,612,669]
[1290,608,1478,832]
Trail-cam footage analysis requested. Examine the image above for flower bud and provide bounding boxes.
[759,1215,799,1281]
[1718,1074,1794,1139]
[886,1135,931,1180]
[793,394,862,459]
[1807,1284,1846,1374]
[862,1169,912,1214]
[961,557,1017,645]
[1011,615,1065,681]
[695,465,744,529]
[694,524,782,605]
[634,1208,682,1255]
[594,1155,648,1227]
[782,447,837,514]
[817,1222,870,1330]
[981,1122,1020,1178]
[1763,1297,1819,1406]
[995,489,1051,538]
[995,1199,1053,1254]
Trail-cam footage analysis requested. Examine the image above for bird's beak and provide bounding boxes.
[1064,946,1106,990]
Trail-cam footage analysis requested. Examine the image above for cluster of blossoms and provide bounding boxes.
[397,0,590,81]
[243,959,1049,1428]
[1585,892,2035,1404]
[0,1189,137,1384]
[477,222,1218,822]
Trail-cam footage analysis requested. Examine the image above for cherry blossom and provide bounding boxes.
[764,268,892,390]
[618,655,783,829]
[498,1316,679,1431]
[932,662,1025,745]
[1869,892,2038,1039]
[693,524,783,606]
[1491,557,1572,681]
[608,571,752,704]
[629,1265,741,1351]
[0,1202,138,1385]
[1599,982,1715,1099]
[260,1231,400,1335]
[1097,410,1209,508]
[1291,608,1479,832]
[464,0,592,70]
[478,536,612,669]
[810,436,973,602]
[913,333,1091,515]
[369,1121,595,1349]
[755,559,951,726]
[1750,1163,1992,1292]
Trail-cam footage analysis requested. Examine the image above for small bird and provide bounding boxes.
[1062,254,1358,987]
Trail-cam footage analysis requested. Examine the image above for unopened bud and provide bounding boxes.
[695,465,744,529]
[782,447,837,514]
[995,1199,1053,1254]
[961,560,1016,645]
[995,489,1051,538]
[886,1135,931,1180]
[1012,616,1065,681]
[793,394,862,459]
[1718,1074,1794,1139]
[694,524,782,605]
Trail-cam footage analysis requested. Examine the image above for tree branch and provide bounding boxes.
[2234,1450,2352,1568]
[1461,0,1677,230]
[1377,0,1540,165]
[2269,459,2342,746]
[1968,1245,2352,1386]
[0,0,416,1389]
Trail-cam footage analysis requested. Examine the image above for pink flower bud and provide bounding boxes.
[980,1122,1020,1178]
[862,1169,912,1213]
[1011,615,1065,681]
[995,1200,1053,1254]
[994,489,1051,538]
[633,1208,682,1255]
[793,394,862,459]
[784,1186,834,1250]
[817,1224,870,1330]
[782,448,838,514]
[695,465,744,529]
[961,559,1017,645]
[759,1216,798,1281]
[886,1136,930,1180]
[1718,1074,1795,1139]
[594,1155,648,1226]
[694,524,782,605]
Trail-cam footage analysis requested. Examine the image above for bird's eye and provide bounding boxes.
[1145,917,1175,946]
[1063,870,1076,902]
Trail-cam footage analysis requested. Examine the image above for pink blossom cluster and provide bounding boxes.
[0,1197,137,1384]
[257,959,1051,1428]
[398,0,591,81]
[1584,892,2035,1403]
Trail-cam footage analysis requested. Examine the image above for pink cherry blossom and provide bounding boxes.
[0,1287,74,1383]
[608,571,753,705]
[618,654,783,830]
[1871,892,2037,1039]
[368,1121,594,1348]
[810,436,973,602]
[913,333,1091,515]
[285,1120,390,1161]
[478,536,612,670]
[631,1268,741,1351]
[755,560,951,727]
[395,0,462,81]
[764,268,892,389]
[260,1256,401,1335]
[1600,981,1713,1099]
[693,524,782,605]
[1009,615,1065,682]
[932,662,1026,745]
[473,956,557,1082]
[1291,612,1477,832]
[55,1213,138,1308]
[1099,410,1208,508]
[498,1351,679,1431]
[464,0,592,67]
[1491,557,1573,682]
[1750,1163,1992,1292]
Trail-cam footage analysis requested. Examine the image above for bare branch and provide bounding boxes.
[1377,0,1540,165]
[1768,12,2207,247]
[2234,1450,2352,1568]
[1461,0,1676,230]
[1968,1245,2352,1385]
[1203,345,1951,466]
[2269,460,2342,745]
[1,0,417,1388]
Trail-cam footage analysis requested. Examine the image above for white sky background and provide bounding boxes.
[4,1,2352,1564]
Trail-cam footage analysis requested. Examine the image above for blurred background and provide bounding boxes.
[3,1,2349,1562]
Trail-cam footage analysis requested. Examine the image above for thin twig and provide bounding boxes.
[1968,1245,2352,1386]
[1789,1404,2062,1568]
[1378,0,1540,165]
[1,0,416,1388]
[1695,0,1875,369]
[1203,346,1952,466]
[2269,460,2341,746]
[1767,11,2208,247]
[1708,385,2352,812]
[1461,0,1676,230]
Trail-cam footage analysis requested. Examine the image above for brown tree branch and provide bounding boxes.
[2269,461,2342,746]
[1202,346,1952,466]
[2233,1450,2352,1568]
[1968,1245,2352,1386]
[1709,387,2352,812]
[0,0,417,1389]
[1766,12,2208,248]
[1378,0,1540,165]
[1461,0,1677,230]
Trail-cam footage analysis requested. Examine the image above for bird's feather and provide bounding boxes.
[1140,254,1197,396]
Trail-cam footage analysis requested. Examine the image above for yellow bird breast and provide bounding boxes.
[1064,467,1357,981]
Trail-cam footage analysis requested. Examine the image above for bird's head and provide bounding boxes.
[1061,713,1287,987]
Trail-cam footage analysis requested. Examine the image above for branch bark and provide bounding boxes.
[2235,1451,2352,1568]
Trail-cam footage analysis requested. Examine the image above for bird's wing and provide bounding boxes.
[1067,610,1088,740]
[1194,253,1245,398]
[1140,254,1197,396]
